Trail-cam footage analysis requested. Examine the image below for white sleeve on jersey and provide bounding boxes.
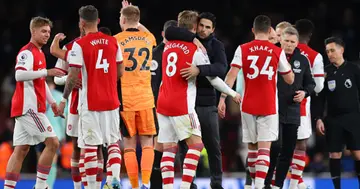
[15,70,47,81]
[278,50,291,74]
[193,49,210,66]
[116,43,123,63]
[55,46,69,72]
[15,50,34,71]
[68,42,84,68]
[312,53,325,93]
[230,46,242,68]
[45,83,55,104]
[206,76,237,98]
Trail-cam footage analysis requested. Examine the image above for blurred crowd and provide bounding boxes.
[1,0,360,177]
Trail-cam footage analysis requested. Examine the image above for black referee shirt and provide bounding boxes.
[151,42,165,104]
[316,61,360,118]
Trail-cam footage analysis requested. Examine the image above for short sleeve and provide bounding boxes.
[55,46,69,73]
[278,50,292,74]
[15,50,34,71]
[116,43,123,64]
[230,46,242,69]
[193,49,210,66]
[149,33,157,47]
[68,42,84,68]
[312,53,325,77]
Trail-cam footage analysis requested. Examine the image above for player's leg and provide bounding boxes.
[150,136,163,189]
[96,146,104,188]
[273,123,298,188]
[79,149,89,189]
[264,124,283,188]
[67,113,82,189]
[244,157,253,189]
[102,108,122,189]
[289,115,312,189]
[325,116,343,189]
[121,111,139,188]
[178,140,197,189]
[174,113,204,189]
[241,112,258,184]
[196,106,222,189]
[157,113,179,189]
[137,108,157,188]
[255,114,279,189]
[4,144,30,189]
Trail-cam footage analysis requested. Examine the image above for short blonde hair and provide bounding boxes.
[276,21,292,30]
[121,5,140,24]
[282,26,299,39]
[30,16,53,30]
[177,10,198,30]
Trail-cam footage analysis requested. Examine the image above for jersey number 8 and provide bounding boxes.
[166,52,178,77]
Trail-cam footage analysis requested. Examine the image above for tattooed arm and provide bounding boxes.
[63,67,81,99]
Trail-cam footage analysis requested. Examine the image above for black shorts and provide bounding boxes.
[324,112,360,152]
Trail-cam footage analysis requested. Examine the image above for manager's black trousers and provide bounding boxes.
[265,123,299,188]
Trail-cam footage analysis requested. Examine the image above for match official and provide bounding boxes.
[315,37,360,189]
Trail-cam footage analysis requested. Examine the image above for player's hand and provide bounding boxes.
[218,97,226,119]
[122,0,132,8]
[180,62,200,80]
[54,33,66,42]
[316,119,325,136]
[47,68,66,77]
[58,101,66,118]
[74,78,82,89]
[51,102,63,118]
[193,38,207,54]
[233,93,242,104]
[293,90,305,103]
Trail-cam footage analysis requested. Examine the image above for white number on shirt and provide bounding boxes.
[95,49,109,73]
[166,52,178,77]
[247,55,274,80]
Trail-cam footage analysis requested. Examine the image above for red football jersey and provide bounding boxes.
[11,42,47,117]
[68,32,123,111]
[231,39,291,115]
[157,40,210,116]
[55,38,81,115]
[297,43,324,116]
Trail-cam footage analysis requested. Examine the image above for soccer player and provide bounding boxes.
[58,5,124,189]
[113,2,157,188]
[275,21,292,43]
[149,19,177,189]
[288,19,325,189]
[157,10,240,189]
[218,15,294,189]
[4,16,65,189]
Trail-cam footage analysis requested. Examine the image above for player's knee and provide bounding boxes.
[329,152,342,159]
[154,137,163,152]
[351,150,360,160]
[14,145,30,158]
[140,135,153,147]
[186,135,202,146]
[44,137,60,151]
[248,143,257,150]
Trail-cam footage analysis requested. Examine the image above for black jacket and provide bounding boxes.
[165,26,228,106]
[315,61,360,119]
[278,48,315,125]
[151,42,165,104]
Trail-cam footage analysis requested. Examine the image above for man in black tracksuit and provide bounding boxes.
[165,12,227,189]
[315,37,360,189]
[264,27,315,189]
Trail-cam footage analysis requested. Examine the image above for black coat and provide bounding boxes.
[278,48,315,125]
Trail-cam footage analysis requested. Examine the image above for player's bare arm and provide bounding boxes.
[117,63,125,78]
[282,71,295,85]
[50,33,67,60]
[58,67,81,115]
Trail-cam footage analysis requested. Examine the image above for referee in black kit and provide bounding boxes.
[165,12,227,189]
[315,37,360,189]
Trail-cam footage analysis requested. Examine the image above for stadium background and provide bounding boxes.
[1,0,360,188]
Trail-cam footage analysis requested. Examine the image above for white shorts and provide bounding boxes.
[298,114,312,140]
[77,107,121,148]
[13,110,57,146]
[241,112,279,144]
[157,112,201,143]
[66,113,79,137]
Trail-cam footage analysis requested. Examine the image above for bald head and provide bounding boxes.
[269,27,278,44]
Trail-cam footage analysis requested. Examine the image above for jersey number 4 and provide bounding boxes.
[124,47,150,71]
[95,49,109,73]
[247,55,274,80]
